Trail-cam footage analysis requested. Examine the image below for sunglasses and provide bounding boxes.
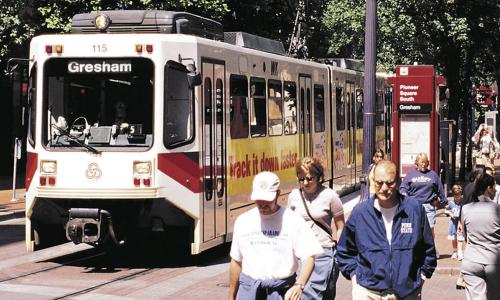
[375,180,397,188]
[298,176,316,182]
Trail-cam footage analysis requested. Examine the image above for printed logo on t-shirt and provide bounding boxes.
[401,223,413,233]
[411,176,432,183]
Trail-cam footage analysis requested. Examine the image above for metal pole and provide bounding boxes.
[361,0,377,201]
[11,138,20,202]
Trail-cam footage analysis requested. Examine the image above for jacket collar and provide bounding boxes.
[368,193,409,218]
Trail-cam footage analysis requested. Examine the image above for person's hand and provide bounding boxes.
[421,273,427,284]
[284,284,303,300]
[457,223,463,234]
[431,198,440,207]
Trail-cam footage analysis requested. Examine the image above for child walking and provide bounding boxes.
[446,185,464,260]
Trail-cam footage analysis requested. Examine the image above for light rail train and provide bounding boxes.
[18,10,393,253]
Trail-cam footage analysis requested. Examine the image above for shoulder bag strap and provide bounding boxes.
[299,188,332,235]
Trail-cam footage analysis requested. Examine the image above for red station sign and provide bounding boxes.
[387,65,445,177]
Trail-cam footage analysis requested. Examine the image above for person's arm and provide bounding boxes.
[330,192,345,242]
[284,256,315,300]
[399,175,410,196]
[228,259,242,300]
[420,205,437,278]
[336,213,358,280]
[472,125,484,144]
[332,213,345,241]
[436,173,447,206]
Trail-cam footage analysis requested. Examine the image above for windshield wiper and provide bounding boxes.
[51,124,101,154]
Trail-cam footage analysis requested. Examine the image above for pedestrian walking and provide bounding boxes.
[228,171,323,300]
[288,157,345,300]
[368,149,385,198]
[400,152,446,257]
[462,166,486,206]
[472,123,500,168]
[460,173,500,300]
[337,159,437,300]
[445,185,464,261]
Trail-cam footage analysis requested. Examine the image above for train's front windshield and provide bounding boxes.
[43,58,153,150]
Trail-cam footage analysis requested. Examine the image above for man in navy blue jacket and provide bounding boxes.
[337,160,436,299]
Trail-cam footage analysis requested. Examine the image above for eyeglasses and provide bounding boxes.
[298,176,316,182]
[375,180,397,188]
[374,155,383,158]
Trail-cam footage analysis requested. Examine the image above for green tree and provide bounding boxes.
[323,0,499,180]
[0,0,228,62]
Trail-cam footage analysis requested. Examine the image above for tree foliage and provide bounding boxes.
[323,0,499,179]
[0,0,228,61]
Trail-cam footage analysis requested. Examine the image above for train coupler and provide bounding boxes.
[65,208,124,246]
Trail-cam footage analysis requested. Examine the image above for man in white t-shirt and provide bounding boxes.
[228,171,323,300]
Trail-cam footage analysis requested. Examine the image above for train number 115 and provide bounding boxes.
[92,44,108,53]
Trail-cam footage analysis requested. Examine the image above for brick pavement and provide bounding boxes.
[0,175,467,299]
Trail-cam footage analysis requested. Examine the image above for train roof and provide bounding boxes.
[71,10,224,41]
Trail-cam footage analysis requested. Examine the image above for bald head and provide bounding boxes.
[374,160,398,180]
[374,160,400,206]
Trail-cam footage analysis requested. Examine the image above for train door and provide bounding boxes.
[299,75,313,158]
[346,82,356,185]
[202,60,226,242]
[384,86,393,157]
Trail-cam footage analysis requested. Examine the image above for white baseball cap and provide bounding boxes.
[251,171,280,201]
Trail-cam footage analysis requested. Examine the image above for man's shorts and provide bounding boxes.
[422,203,436,228]
[447,222,465,241]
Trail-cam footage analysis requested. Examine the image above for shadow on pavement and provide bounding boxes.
[0,174,25,190]
[0,224,25,247]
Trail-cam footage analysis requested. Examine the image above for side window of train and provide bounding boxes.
[28,63,37,146]
[376,91,384,126]
[164,61,194,148]
[283,81,297,135]
[268,80,283,136]
[250,77,266,137]
[229,75,249,139]
[336,87,345,130]
[314,85,325,132]
[356,89,363,128]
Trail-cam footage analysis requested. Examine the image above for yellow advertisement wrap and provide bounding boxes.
[226,135,300,196]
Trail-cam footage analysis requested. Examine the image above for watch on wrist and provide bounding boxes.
[294,282,305,290]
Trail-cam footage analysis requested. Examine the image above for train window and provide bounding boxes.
[43,58,154,150]
[314,85,325,132]
[336,87,345,130]
[268,80,283,136]
[376,91,384,126]
[229,75,249,139]
[204,77,212,125]
[283,81,297,135]
[356,89,363,128]
[28,63,37,147]
[164,61,194,148]
[250,77,266,137]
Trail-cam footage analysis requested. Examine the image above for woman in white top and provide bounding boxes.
[288,157,345,300]
[472,124,499,167]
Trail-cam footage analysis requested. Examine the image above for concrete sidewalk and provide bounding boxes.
[0,188,25,222]
[0,179,460,275]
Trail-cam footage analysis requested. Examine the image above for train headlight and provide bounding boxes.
[40,160,57,174]
[133,161,151,175]
[95,14,110,31]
